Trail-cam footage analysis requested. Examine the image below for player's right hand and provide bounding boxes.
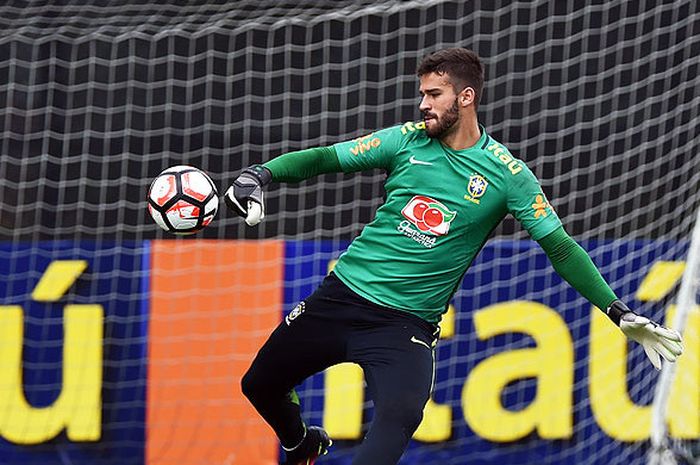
[224,165,272,226]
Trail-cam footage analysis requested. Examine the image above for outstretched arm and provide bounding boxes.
[537,226,617,311]
[538,226,683,369]
[225,124,406,226]
[263,146,342,183]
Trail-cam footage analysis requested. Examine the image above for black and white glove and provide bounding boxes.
[606,300,684,370]
[224,165,272,226]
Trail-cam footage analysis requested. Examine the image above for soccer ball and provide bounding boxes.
[147,165,218,235]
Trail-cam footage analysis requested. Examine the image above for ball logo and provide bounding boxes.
[401,195,457,236]
[170,200,201,220]
[152,174,177,207]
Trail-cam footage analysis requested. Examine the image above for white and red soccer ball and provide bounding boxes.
[147,165,218,235]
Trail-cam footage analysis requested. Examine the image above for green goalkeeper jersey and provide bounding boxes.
[331,122,562,323]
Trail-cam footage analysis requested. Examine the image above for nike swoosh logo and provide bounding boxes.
[410,336,432,349]
[409,155,433,166]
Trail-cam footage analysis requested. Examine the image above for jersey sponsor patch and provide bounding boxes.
[400,195,456,236]
[486,142,523,175]
[348,133,381,156]
[464,174,488,204]
[397,220,437,248]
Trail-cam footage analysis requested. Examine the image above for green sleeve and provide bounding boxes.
[262,146,342,183]
[537,226,618,310]
[506,163,562,240]
[333,125,405,172]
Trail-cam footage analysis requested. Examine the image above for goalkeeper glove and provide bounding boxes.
[606,300,684,370]
[224,165,272,226]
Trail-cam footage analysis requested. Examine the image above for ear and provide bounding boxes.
[460,87,476,107]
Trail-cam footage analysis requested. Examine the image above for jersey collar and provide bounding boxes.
[439,124,489,154]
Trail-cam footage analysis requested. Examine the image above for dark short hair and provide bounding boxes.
[416,48,485,109]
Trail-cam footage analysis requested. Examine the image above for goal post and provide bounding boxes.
[648,208,700,465]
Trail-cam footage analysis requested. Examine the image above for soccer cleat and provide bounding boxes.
[282,426,332,465]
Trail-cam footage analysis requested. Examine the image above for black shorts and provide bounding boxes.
[247,271,440,409]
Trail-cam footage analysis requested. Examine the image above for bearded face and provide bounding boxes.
[418,72,467,140]
[423,97,460,139]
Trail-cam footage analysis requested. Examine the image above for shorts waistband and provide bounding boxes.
[320,272,440,337]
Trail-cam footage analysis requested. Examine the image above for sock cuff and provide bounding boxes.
[282,424,307,452]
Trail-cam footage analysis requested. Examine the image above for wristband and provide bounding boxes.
[605,299,630,326]
[243,165,272,186]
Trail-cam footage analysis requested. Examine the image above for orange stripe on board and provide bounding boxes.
[147,240,282,465]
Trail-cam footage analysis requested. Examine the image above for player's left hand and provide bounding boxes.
[224,165,272,226]
[608,300,684,370]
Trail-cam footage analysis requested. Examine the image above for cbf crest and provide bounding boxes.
[464,174,488,205]
[285,301,306,326]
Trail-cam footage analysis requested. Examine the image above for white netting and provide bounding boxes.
[0,1,699,465]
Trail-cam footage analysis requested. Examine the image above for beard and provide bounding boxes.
[424,98,460,138]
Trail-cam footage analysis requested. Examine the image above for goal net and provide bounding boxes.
[0,1,699,465]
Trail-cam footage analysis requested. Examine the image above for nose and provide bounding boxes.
[419,95,430,112]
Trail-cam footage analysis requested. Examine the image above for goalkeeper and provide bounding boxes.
[226,48,683,465]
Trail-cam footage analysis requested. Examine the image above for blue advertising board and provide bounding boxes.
[0,238,695,465]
